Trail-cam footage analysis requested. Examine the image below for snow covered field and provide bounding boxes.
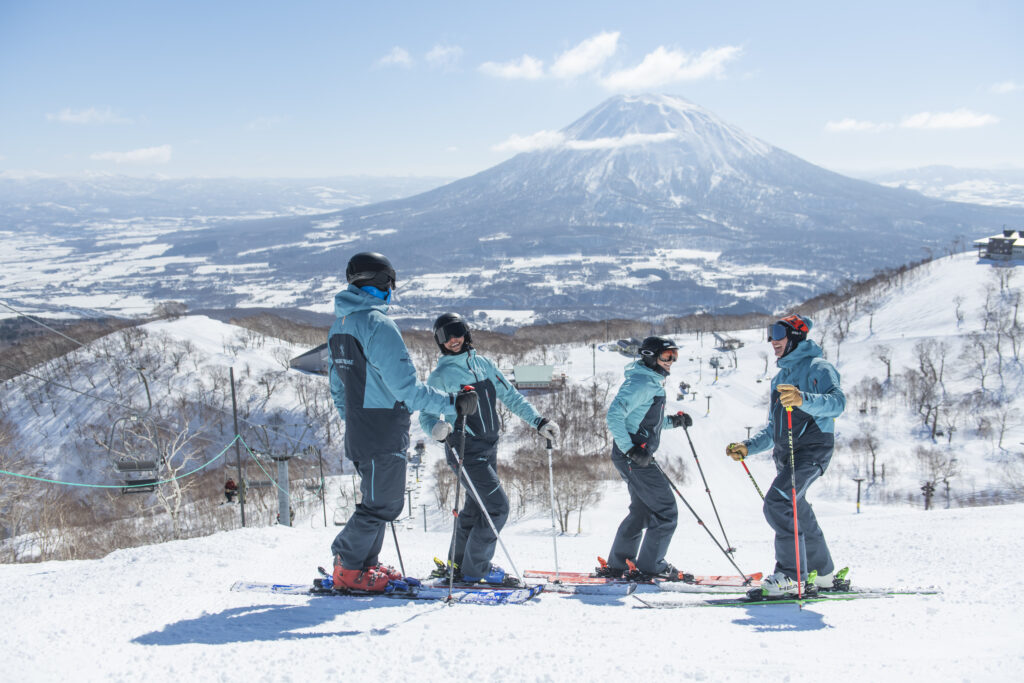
[1,496,1021,682]
[3,251,1024,681]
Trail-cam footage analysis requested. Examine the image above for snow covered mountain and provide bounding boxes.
[862,165,1024,208]
[3,95,1022,324]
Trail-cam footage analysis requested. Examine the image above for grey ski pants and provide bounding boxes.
[331,452,407,570]
[447,447,509,580]
[763,448,835,581]
[607,447,678,574]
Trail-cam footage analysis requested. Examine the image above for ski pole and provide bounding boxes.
[390,521,406,577]
[545,437,561,582]
[786,406,803,605]
[653,460,754,584]
[681,422,735,553]
[446,412,467,603]
[739,458,765,500]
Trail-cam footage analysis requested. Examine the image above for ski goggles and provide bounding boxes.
[435,320,469,344]
[658,351,678,362]
[767,323,789,341]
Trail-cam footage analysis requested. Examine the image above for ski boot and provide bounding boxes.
[813,566,851,592]
[430,557,463,581]
[749,571,818,600]
[594,556,625,579]
[461,564,520,587]
[332,555,391,593]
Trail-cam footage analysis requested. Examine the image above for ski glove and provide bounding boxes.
[668,411,693,428]
[537,417,560,446]
[777,384,803,408]
[626,444,652,468]
[726,442,748,461]
[431,421,453,442]
[454,387,479,417]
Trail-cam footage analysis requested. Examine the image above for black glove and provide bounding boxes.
[669,411,693,428]
[626,444,652,468]
[454,387,478,417]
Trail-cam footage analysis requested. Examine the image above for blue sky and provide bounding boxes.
[0,0,1020,178]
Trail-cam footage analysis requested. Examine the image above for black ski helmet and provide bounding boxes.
[433,312,472,354]
[768,314,810,357]
[346,252,396,291]
[638,336,679,375]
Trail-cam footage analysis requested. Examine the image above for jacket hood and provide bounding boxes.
[334,284,389,318]
[625,359,666,384]
[778,338,824,368]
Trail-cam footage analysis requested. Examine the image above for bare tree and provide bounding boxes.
[874,344,893,382]
[952,295,965,328]
[848,432,880,482]
[915,445,960,510]
[959,332,992,391]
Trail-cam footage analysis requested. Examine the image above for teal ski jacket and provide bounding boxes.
[745,336,845,465]
[419,349,543,458]
[328,285,454,460]
[606,360,680,455]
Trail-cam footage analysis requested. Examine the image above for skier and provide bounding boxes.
[224,479,237,503]
[420,312,560,585]
[328,253,478,592]
[725,314,845,596]
[601,336,693,580]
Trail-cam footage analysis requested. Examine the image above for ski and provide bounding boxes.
[524,569,762,593]
[632,588,940,609]
[230,579,543,605]
[530,579,637,596]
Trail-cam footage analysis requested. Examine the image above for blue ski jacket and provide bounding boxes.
[745,335,845,469]
[606,361,680,456]
[419,349,543,461]
[328,285,454,461]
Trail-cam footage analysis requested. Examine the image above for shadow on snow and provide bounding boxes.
[133,599,441,646]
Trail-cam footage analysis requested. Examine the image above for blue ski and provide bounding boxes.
[230,580,543,605]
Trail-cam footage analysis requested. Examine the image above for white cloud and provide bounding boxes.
[990,81,1022,94]
[550,31,620,79]
[46,107,132,125]
[377,47,413,68]
[493,130,677,153]
[900,109,999,129]
[426,44,463,69]
[492,130,565,152]
[567,131,677,150]
[824,118,893,133]
[601,45,742,91]
[478,55,545,80]
[90,145,172,164]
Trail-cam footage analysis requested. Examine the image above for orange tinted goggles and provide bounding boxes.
[658,351,678,362]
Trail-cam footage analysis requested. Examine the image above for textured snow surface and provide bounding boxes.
[1,502,1020,682]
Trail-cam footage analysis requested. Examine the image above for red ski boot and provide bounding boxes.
[332,555,390,592]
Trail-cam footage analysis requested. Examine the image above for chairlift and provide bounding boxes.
[105,370,158,496]
[121,478,158,494]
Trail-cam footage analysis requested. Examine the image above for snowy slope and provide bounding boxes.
[2,252,1023,681]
